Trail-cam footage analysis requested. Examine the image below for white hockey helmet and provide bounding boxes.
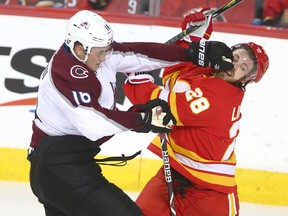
[65,10,113,60]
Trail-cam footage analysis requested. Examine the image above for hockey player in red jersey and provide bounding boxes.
[27,10,235,216]
[123,9,270,216]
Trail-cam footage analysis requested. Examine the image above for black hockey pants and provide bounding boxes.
[27,135,142,216]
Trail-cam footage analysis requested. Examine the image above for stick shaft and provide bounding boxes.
[211,0,243,18]
[160,133,176,216]
[165,0,244,44]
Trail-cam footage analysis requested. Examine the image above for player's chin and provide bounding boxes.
[217,71,235,82]
[215,71,228,78]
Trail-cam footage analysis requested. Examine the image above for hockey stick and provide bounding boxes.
[160,133,176,216]
[165,0,244,44]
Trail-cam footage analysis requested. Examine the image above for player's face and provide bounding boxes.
[214,48,255,84]
[86,45,112,71]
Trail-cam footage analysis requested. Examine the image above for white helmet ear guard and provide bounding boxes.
[65,10,114,62]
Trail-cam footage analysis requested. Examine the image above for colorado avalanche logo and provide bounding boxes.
[80,21,90,29]
[70,65,89,79]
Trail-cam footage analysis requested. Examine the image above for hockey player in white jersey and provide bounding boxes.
[27,10,234,216]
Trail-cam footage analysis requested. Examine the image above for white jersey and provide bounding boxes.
[30,42,187,147]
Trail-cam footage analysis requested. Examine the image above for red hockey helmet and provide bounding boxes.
[231,42,269,83]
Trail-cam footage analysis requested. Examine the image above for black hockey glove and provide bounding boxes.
[130,99,176,133]
[185,40,234,71]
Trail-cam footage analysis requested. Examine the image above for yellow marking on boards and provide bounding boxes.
[0,147,287,206]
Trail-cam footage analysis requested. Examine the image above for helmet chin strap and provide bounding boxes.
[82,54,89,64]
[70,44,89,64]
[82,46,89,63]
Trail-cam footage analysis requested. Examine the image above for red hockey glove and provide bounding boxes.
[181,8,213,42]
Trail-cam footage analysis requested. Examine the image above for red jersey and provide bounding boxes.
[123,63,245,193]
[263,0,288,18]
[2,0,91,8]
[3,0,144,15]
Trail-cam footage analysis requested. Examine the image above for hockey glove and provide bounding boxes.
[125,71,154,84]
[131,99,176,133]
[182,8,214,42]
[185,40,234,71]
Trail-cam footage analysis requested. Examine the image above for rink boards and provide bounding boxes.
[1,6,288,207]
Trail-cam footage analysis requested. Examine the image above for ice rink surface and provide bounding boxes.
[1,181,287,216]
